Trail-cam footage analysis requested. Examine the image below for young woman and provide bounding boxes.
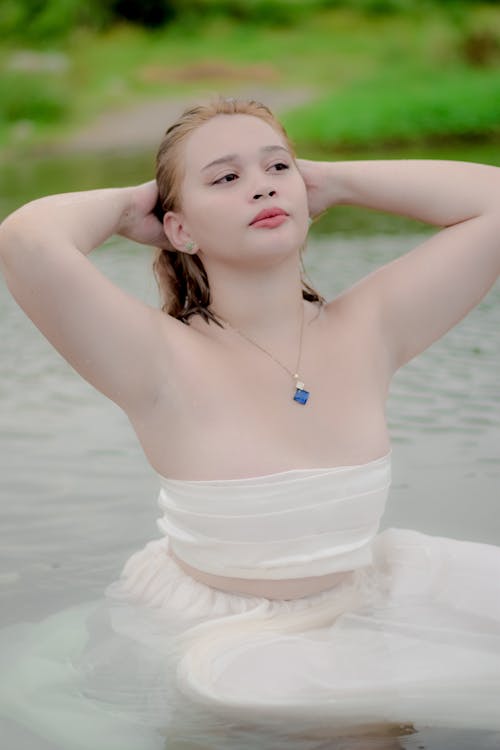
[0,97,499,749]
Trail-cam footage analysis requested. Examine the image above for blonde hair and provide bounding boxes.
[153,96,324,326]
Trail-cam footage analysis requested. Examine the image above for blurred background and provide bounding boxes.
[1,1,500,627]
[1,0,499,217]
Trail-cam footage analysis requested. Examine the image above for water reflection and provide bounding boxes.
[162,722,500,749]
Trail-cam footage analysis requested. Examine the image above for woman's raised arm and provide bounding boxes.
[299,158,500,374]
[0,182,183,414]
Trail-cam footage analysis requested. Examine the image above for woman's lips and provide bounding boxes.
[251,214,288,229]
[250,208,289,229]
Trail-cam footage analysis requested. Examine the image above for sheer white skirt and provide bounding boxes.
[1,528,500,750]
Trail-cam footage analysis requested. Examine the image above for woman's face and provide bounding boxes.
[168,114,309,270]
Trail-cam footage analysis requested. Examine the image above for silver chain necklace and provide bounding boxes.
[219,304,310,405]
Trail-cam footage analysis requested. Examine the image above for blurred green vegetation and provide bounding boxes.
[283,67,500,148]
[1,0,499,155]
[2,0,499,40]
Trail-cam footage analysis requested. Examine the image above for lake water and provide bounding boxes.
[1,145,499,749]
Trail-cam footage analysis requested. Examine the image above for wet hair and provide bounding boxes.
[153,96,325,326]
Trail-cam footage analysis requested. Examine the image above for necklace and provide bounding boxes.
[219,303,310,405]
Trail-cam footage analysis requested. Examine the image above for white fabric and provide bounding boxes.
[1,457,500,750]
[156,453,391,578]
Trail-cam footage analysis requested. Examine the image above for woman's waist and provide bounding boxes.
[169,547,352,601]
[164,528,375,589]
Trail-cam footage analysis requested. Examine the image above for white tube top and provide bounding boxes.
[156,453,391,580]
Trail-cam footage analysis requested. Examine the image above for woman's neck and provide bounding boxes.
[202,255,306,337]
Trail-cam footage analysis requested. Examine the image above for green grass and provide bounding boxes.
[282,66,500,150]
[0,72,70,123]
[1,5,500,154]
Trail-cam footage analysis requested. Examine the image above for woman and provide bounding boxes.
[0,97,499,749]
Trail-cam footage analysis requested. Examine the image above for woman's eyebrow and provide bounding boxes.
[201,145,290,173]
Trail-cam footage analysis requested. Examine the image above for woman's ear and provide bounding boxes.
[163,212,198,255]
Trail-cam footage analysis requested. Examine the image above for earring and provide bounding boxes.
[307,217,313,226]
[185,241,196,253]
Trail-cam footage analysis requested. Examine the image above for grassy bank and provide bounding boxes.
[283,66,500,150]
[1,5,500,154]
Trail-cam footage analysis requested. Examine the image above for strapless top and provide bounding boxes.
[156,453,391,580]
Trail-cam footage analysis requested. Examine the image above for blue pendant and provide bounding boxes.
[293,379,309,405]
[294,388,309,404]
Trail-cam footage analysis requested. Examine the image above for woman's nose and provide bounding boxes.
[252,188,277,200]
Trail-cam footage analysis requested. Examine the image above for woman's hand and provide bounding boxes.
[296,159,342,219]
[117,181,170,249]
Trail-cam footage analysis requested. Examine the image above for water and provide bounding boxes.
[1,145,499,749]
[2,226,499,627]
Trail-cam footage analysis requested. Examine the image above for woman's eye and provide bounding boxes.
[271,162,290,172]
[213,173,238,185]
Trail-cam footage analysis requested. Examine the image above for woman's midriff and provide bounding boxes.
[169,548,351,600]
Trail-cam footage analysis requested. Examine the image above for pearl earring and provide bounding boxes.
[185,241,196,252]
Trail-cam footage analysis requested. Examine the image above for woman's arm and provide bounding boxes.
[299,159,500,374]
[0,182,182,414]
[299,159,500,225]
[0,180,169,257]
